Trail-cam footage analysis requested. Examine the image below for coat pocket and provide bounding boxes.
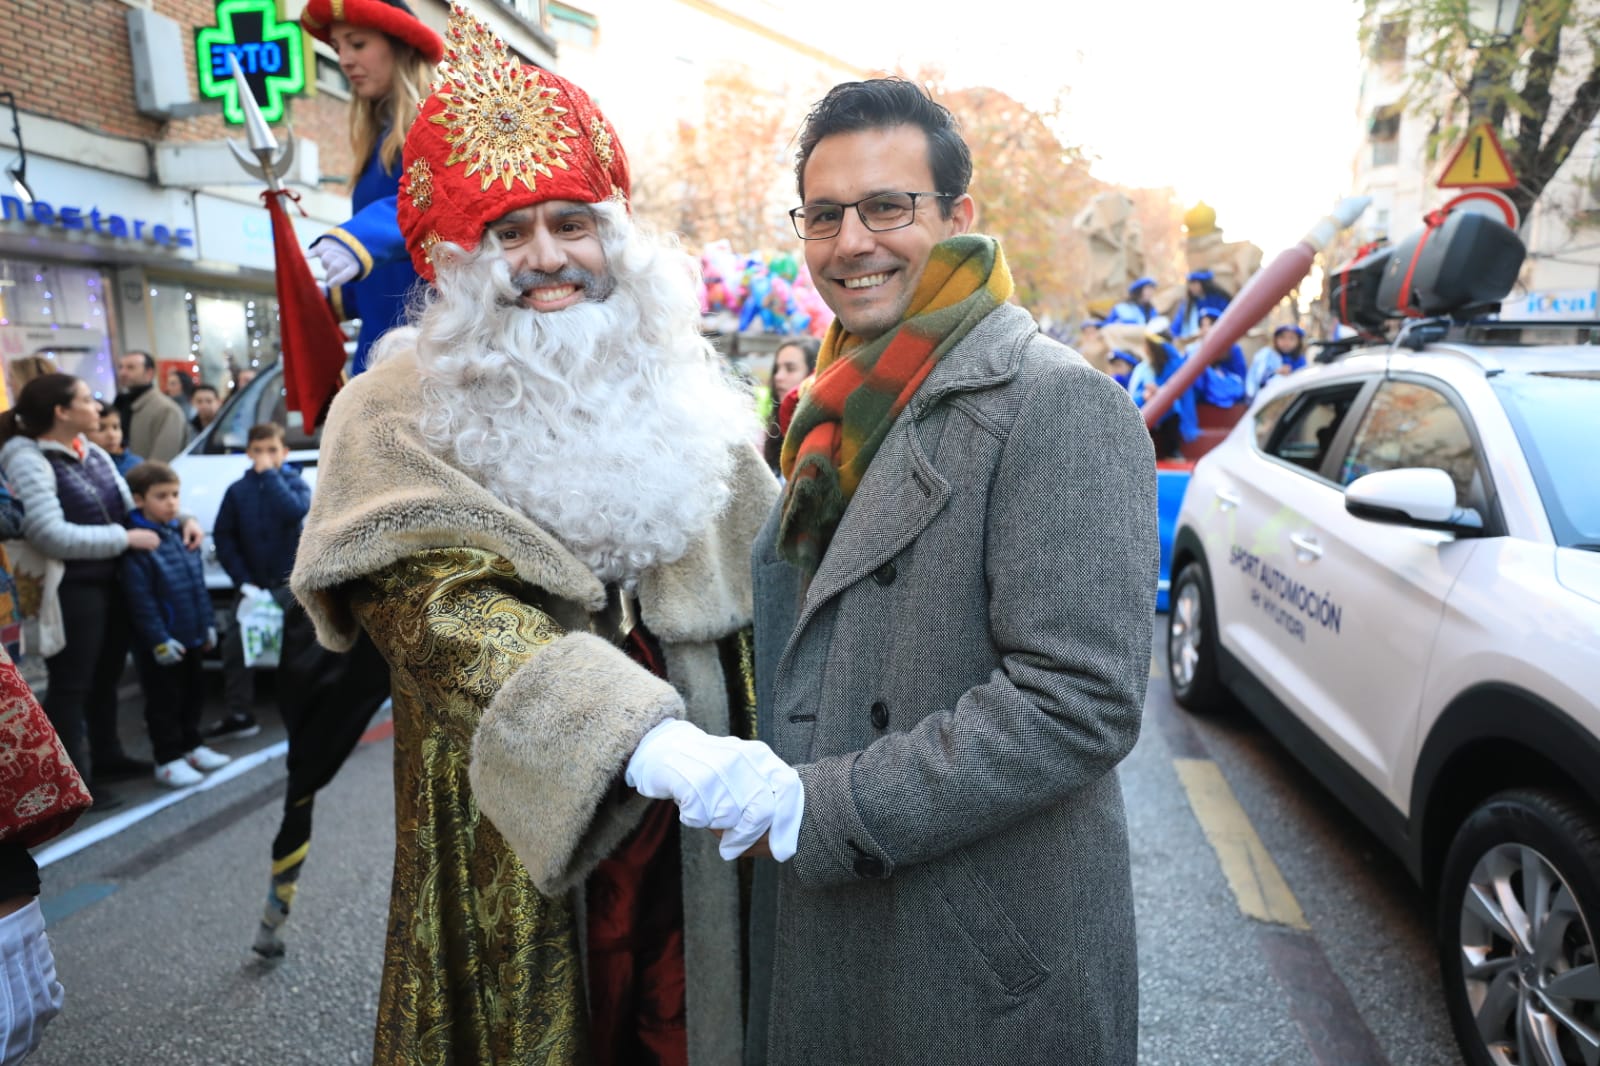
[929,848,1049,997]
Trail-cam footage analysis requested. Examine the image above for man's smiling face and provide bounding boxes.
[485,201,613,312]
[799,124,973,341]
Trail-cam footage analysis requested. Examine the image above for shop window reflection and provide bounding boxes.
[0,257,118,401]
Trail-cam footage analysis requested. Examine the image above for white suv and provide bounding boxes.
[1165,323,1600,1066]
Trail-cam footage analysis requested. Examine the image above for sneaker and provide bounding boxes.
[155,758,204,788]
[201,712,261,743]
[185,745,231,772]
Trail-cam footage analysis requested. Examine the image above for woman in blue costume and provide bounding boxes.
[301,0,442,375]
[1129,318,1200,460]
[1247,324,1309,398]
[1171,269,1232,344]
[1188,307,1249,408]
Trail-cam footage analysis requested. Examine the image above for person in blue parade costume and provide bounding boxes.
[1106,349,1139,390]
[300,0,444,376]
[1171,269,1233,343]
[1105,276,1159,325]
[1188,307,1248,408]
[1247,324,1309,398]
[1128,317,1199,460]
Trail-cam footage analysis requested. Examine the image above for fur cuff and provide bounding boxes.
[469,631,683,895]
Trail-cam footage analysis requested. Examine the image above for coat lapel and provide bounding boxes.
[798,415,949,618]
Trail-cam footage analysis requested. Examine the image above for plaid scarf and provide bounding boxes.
[778,234,1013,578]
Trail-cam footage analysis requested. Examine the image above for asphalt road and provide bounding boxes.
[26,623,1463,1064]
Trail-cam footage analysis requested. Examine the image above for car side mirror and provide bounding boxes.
[1345,468,1485,536]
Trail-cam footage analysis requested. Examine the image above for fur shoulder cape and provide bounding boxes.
[291,342,779,650]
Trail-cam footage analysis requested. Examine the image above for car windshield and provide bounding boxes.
[1492,371,1600,549]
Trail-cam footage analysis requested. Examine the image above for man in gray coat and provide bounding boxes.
[658,78,1157,1064]
[114,351,189,462]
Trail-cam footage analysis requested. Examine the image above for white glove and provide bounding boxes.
[240,583,263,599]
[307,239,360,287]
[153,639,186,666]
[0,900,64,1064]
[625,719,801,860]
[205,627,218,649]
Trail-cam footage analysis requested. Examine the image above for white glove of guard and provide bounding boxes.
[626,718,804,861]
[240,583,263,599]
[152,639,186,666]
[307,239,360,288]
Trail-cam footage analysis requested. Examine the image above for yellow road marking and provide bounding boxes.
[1173,757,1309,930]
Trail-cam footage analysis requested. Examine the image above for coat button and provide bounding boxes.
[854,854,886,879]
[872,560,897,586]
[870,700,889,729]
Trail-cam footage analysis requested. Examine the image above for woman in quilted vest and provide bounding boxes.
[0,374,169,808]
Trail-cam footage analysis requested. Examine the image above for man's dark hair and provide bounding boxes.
[123,350,156,372]
[795,78,971,218]
[126,460,180,498]
[193,384,220,399]
[247,422,286,446]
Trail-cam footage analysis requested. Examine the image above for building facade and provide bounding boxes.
[1351,0,1600,312]
[0,0,555,405]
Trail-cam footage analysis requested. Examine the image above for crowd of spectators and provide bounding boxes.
[0,362,307,810]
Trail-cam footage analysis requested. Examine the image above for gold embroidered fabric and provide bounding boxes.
[352,547,590,1065]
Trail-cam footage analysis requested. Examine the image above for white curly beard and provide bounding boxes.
[375,203,757,588]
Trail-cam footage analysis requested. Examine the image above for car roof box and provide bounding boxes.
[1379,211,1526,318]
[1327,244,1395,333]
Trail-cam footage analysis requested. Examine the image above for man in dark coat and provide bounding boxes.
[640,79,1158,1065]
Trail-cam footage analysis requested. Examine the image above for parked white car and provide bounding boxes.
[169,364,319,595]
[1165,324,1600,1066]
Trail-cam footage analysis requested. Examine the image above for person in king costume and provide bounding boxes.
[289,10,780,1063]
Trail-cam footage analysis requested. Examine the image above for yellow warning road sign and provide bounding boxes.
[1438,123,1517,189]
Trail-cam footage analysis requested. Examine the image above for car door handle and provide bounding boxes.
[1288,532,1323,560]
[1215,488,1242,511]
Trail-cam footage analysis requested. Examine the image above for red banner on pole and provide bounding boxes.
[263,190,346,428]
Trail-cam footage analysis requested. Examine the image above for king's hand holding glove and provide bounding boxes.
[625,719,804,862]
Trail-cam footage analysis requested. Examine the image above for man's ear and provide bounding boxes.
[949,194,977,234]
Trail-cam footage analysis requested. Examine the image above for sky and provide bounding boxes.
[806,0,1368,255]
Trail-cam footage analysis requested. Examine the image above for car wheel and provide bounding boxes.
[1437,788,1600,1066]
[1167,561,1222,711]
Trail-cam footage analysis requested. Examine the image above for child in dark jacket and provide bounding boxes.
[120,461,230,788]
[205,423,312,740]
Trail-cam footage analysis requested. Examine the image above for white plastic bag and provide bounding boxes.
[236,588,284,669]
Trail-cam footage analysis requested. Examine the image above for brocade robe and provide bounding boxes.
[291,343,778,1065]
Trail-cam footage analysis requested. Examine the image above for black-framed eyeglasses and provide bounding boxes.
[788,191,951,241]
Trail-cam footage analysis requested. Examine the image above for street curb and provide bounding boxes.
[34,741,290,870]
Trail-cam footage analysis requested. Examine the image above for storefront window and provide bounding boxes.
[0,257,118,402]
[147,278,280,395]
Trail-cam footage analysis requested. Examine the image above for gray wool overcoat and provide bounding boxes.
[746,302,1159,1066]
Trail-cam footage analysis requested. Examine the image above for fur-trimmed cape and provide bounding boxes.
[290,343,778,1066]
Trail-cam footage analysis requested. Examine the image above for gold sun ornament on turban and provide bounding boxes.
[429,13,578,193]
[395,4,632,282]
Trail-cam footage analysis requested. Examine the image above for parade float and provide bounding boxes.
[1136,197,1371,607]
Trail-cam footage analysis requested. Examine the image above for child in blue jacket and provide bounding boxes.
[120,461,229,788]
[204,423,312,741]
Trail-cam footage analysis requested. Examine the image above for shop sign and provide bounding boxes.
[195,0,307,126]
[0,198,194,249]
[0,157,197,256]
[1508,289,1599,321]
[193,192,333,273]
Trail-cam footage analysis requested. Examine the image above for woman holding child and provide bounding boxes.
[0,375,214,806]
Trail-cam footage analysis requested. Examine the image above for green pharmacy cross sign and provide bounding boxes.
[195,0,306,126]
